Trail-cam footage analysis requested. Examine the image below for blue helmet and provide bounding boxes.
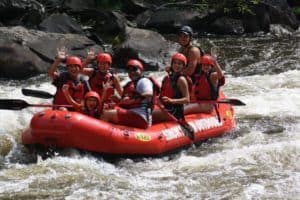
[179,26,193,37]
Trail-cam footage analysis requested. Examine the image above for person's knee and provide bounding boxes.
[101,110,116,122]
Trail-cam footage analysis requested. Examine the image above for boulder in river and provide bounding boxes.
[0,26,103,79]
[38,13,85,34]
[0,0,45,27]
[112,26,178,71]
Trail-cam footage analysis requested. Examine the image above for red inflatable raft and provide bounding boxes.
[22,95,235,156]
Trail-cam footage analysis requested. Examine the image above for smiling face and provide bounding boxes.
[127,66,142,81]
[171,59,185,73]
[178,32,190,46]
[85,97,98,110]
[97,61,111,73]
[201,64,212,73]
[67,64,81,78]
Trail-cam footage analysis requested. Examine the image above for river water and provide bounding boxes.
[0,25,299,199]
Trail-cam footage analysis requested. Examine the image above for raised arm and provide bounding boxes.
[62,84,82,111]
[113,75,123,98]
[48,47,67,80]
[82,48,96,76]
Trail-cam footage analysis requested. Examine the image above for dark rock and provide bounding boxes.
[135,8,204,34]
[243,4,271,33]
[287,0,300,6]
[121,0,152,17]
[63,0,96,12]
[61,9,127,43]
[95,11,127,39]
[210,17,244,35]
[113,26,178,71]
[0,41,46,79]
[0,0,44,27]
[36,0,64,14]
[39,13,84,34]
[0,26,103,79]
[263,0,299,29]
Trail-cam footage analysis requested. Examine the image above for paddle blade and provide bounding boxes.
[219,99,246,106]
[22,88,54,99]
[0,99,29,110]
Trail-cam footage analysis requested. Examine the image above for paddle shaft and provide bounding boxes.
[156,100,194,140]
[191,98,246,106]
[0,99,72,110]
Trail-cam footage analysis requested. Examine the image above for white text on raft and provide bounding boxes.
[162,117,223,141]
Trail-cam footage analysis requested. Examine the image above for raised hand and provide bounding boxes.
[103,80,113,90]
[56,46,68,61]
[86,48,96,61]
[210,46,222,67]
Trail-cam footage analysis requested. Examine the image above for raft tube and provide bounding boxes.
[22,98,235,156]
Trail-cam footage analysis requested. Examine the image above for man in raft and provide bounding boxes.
[178,25,203,77]
[48,47,85,110]
[101,59,156,129]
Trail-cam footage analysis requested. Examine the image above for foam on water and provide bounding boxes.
[225,70,300,118]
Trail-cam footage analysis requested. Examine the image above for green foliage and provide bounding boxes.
[293,7,300,15]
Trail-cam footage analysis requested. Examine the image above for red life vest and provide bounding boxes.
[193,71,223,100]
[120,77,160,109]
[161,74,193,99]
[88,71,114,101]
[54,80,84,106]
[122,80,136,99]
[82,107,101,119]
[122,76,160,98]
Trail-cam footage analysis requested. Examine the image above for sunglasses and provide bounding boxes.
[127,66,139,72]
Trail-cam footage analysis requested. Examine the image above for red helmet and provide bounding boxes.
[126,59,144,71]
[84,91,101,104]
[66,56,82,68]
[96,53,112,64]
[172,53,187,66]
[200,54,215,66]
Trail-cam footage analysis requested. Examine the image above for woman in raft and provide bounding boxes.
[153,53,191,123]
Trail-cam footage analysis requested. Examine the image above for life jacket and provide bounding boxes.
[121,76,160,109]
[160,73,192,120]
[122,76,160,99]
[160,73,192,99]
[88,70,115,101]
[192,70,224,100]
[53,72,84,106]
[82,107,101,119]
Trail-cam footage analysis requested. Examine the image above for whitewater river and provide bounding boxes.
[0,26,299,199]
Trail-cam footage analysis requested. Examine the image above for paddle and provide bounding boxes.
[0,99,72,110]
[192,98,246,106]
[22,77,91,99]
[22,88,54,99]
[155,100,195,140]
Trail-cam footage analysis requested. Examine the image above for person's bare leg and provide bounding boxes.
[184,103,213,115]
[152,109,173,123]
[101,109,118,123]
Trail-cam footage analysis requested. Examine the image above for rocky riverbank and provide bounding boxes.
[0,0,299,79]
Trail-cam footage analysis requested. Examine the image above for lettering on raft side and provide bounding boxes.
[162,117,223,141]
